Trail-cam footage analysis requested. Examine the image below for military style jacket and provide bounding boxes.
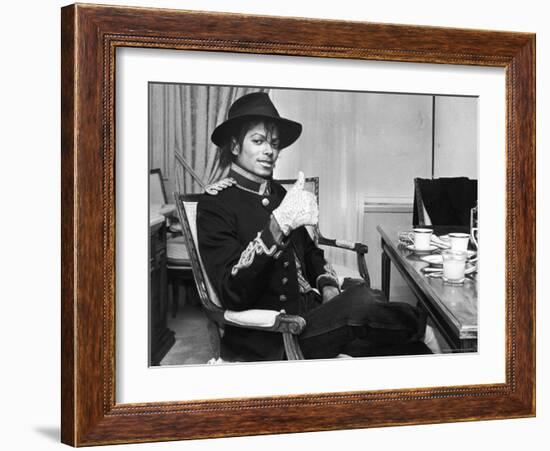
[197,164,338,361]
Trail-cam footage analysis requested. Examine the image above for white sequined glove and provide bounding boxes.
[273,171,319,236]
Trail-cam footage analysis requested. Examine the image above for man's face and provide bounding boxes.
[233,122,280,178]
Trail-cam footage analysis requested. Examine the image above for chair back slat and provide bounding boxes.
[276,177,319,202]
[174,193,224,312]
[149,168,168,205]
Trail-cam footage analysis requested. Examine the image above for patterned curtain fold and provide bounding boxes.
[149,84,268,196]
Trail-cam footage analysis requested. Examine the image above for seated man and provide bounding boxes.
[198,92,440,361]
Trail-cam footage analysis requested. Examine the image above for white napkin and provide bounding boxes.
[431,235,451,249]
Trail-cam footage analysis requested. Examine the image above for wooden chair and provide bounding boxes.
[166,237,195,317]
[174,193,307,361]
[150,168,194,317]
[174,177,374,362]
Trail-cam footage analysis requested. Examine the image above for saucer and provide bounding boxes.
[421,251,477,265]
[421,262,477,276]
[406,244,438,254]
[420,254,443,266]
[466,250,477,259]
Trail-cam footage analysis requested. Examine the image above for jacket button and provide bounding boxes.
[279,295,287,302]
[282,277,288,285]
[283,261,289,268]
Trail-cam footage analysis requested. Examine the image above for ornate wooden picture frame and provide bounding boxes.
[61,3,535,446]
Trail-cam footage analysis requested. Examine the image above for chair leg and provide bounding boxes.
[356,252,371,288]
[181,282,187,308]
[283,332,305,360]
[381,247,391,301]
[205,319,221,360]
[171,281,179,318]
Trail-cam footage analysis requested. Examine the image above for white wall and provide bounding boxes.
[434,96,478,178]
[273,89,434,269]
[273,90,435,197]
[2,1,546,451]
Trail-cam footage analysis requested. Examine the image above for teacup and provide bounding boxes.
[449,232,470,252]
[408,228,433,250]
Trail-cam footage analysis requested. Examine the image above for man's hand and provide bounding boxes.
[322,286,339,304]
[273,171,319,235]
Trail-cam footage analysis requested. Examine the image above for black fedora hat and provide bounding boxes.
[211,92,302,149]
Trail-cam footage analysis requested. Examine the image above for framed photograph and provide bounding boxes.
[61,3,535,446]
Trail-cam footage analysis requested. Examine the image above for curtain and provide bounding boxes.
[149,84,268,196]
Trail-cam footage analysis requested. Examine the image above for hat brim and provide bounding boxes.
[211,114,302,150]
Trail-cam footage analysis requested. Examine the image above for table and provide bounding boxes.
[377,226,477,352]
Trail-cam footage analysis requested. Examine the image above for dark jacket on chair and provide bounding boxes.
[413,177,477,227]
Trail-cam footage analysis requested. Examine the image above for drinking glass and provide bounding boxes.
[442,249,467,284]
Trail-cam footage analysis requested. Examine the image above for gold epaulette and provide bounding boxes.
[204,177,237,195]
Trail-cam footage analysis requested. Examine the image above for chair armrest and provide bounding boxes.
[224,309,278,328]
[223,309,306,335]
[318,236,368,254]
[271,311,307,335]
[318,236,371,288]
[158,203,176,217]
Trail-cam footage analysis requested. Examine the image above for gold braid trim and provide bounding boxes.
[231,232,277,276]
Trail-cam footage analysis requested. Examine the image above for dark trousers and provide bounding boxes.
[297,284,430,359]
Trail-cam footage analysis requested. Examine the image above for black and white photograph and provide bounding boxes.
[148,83,479,366]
